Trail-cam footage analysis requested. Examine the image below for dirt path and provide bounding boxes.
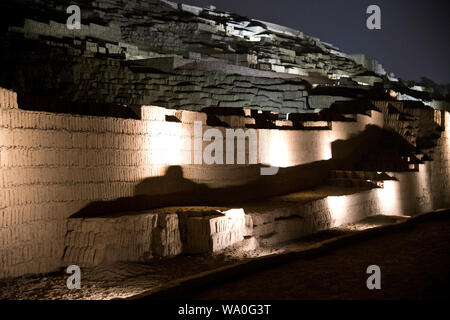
[192,215,450,300]
[0,214,435,300]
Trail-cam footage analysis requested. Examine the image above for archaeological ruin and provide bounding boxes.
[0,0,449,301]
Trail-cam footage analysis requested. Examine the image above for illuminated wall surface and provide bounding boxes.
[0,87,449,278]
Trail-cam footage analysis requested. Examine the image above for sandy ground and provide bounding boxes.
[0,215,409,300]
[192,215,450,300]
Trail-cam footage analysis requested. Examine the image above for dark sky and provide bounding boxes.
[176,0,450,84]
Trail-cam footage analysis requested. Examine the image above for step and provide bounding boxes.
[62,185,401,268]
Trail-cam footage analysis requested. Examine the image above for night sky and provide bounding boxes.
[176,0,450,84]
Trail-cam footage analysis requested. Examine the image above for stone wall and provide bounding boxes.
[387,112,450,214]
[0,87,372,278]
[0,35,310,116]
[63,211,182,267]
[0,0,374,117]
[0,87,449,278]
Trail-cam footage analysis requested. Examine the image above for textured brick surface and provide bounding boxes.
[0,1,371,116]
[63,212,182,267]
[0,88,449,278]
[0,88,18,109]
[184,209,249,253]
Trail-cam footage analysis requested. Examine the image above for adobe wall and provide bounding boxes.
[0,87,448,278]
[386,111,450,214]
[1,36,310,115]
[370,101,450,213]
[1,0,367,116]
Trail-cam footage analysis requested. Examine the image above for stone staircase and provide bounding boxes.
[327,170,395,189]
[376,100,445,162]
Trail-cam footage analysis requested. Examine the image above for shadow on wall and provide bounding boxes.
[71,124,433,219]
[331,125,421,172]
[70,161,334,218]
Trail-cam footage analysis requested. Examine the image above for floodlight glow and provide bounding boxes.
[268,130,291,167]
[327,195,349,227]
[376,180,402,215]
[223,208,245,219]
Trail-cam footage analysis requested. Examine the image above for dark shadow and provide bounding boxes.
[165,115,181,123]
[331,124,421,171]
[71,160,335,218]
[206,114,230,127]
[70,124,434,219]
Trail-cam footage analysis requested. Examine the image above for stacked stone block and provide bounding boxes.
[63,212,182,267]
[183,209,251,253]
[247,189,382,247]
[1,0,371,117]
[0,87,449,278]
[0,89,18,109]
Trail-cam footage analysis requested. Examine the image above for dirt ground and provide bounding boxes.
[192,215,450,300]
[0,215,418,300]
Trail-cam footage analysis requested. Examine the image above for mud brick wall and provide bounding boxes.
[0,87,330,278]
[183,209,251,254]
[1,35,310,116]
[63,211,182,267]
[372,101,450,213]
[431,112,450,208]
[1,0,369,118]
[0,89,18,109]
[1,87,449,278]
[388,112,450,214]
